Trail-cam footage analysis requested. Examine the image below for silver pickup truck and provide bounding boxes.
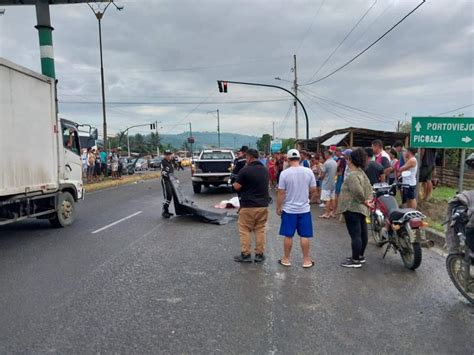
[191,149,235,193]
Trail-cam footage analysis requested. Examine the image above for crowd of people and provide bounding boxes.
[227,140,437,269]
[81,147,122,184]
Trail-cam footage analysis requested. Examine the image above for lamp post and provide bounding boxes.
[87,0,123,154]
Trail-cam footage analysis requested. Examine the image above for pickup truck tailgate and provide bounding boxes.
[197,160,231,173]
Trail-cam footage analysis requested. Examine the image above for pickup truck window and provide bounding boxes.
[62,126,80,156]
[201,152,233,160]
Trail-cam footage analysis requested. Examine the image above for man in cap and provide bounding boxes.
[231,145,248,184]
[233,149,270,263]
[160,150,175,218]
[276,149,317,268]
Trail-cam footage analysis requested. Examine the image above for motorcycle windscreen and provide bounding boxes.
[169,176,234,225]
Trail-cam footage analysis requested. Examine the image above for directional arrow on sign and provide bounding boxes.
[461,136,472,143]
[415,121,422,132]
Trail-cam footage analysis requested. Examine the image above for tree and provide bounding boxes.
[256,134,272,154]
[282,138,296,152]
[398,121,411,133]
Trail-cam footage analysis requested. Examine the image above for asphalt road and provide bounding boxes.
[1,170,473,353]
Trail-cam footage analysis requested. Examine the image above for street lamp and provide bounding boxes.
[87,0,122,153]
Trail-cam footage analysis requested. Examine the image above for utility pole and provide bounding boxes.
[189,122,193,157]
[217,109,221,148]
[155,120,159,157]
[293,54,299,140]
[272,121,275,139]
[87,1,123,154]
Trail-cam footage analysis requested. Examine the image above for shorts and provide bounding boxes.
[419,165,434,182]
[316,180,321,188]
[321,189,335,201]
[402,185,417,203]
[279,211,313,238]
[335,176,344,194]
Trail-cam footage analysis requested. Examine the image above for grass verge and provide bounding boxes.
[84,172,161,193]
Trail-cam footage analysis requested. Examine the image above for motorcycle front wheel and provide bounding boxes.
[370,213,384,247]
[399,231,422,270]
[446,253,474,304]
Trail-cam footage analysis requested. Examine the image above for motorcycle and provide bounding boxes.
[370,172,430,270]
[445,191,474,304]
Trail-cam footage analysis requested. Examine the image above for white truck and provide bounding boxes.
[0,58,95,227]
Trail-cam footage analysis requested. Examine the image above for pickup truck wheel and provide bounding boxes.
[193,183,202,194]
[49,191,75,228]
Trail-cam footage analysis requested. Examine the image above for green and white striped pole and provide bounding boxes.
[35,1,55,79]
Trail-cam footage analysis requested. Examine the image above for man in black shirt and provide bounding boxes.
[420,148,436,201]
[364,148,385,185]
[233,148,270,263]
[160,150,175,218]
[231,145,248,184]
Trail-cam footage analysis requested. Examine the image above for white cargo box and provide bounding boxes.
[0,58,59,197]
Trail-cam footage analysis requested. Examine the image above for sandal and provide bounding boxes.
[319,214,330,219]
[278,259,292,267]
[303,261,315,269]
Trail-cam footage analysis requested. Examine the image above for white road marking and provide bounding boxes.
[91,211,143,234]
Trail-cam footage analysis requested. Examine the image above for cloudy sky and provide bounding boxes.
[1,0,473,140]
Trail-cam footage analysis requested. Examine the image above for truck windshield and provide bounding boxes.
[201,152,233,160]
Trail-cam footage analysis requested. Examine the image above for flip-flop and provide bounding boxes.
[303,261,315,269]
[278,259,292,267]
[319,215,329,219]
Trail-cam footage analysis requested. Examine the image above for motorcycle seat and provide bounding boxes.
[390,208,417,222]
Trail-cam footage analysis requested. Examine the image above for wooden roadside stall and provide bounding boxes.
[296,127,409,152]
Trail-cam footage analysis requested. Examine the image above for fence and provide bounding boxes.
[436,167,474,190]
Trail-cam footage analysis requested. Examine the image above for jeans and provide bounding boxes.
[343,211,368,261]
[238,207,268,255]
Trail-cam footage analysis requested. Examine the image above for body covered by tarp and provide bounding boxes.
[170,176,234,225]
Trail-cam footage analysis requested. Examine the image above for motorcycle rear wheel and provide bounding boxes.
[399,232,422,270]
[370,213,384,247]
[446,253,474,304]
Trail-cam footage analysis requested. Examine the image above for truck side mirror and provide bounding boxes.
[91,128,98,140]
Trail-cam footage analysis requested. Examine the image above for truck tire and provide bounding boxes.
[193,183,202,194]
[49,191,75,228]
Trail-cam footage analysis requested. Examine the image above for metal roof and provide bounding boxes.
[320,132,349,146]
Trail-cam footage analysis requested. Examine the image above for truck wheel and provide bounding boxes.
[193,183,202,194]
[49,191,75,228]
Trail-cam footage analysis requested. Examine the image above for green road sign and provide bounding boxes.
[410,117,474,148]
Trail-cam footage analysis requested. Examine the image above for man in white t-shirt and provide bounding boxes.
[276,149,317,268]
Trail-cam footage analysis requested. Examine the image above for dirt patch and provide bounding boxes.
[84,172,161,193]
[418,199,447,232]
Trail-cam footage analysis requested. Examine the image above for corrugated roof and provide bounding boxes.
[321,132,349,146]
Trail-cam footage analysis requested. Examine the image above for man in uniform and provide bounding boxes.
[160,150,175,218]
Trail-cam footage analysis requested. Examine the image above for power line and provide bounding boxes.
[276,103,294,138]
[299,87,397,122]
[294,0,326,54]
[305,0,378,84]
[59,99,292,106]
[433,103,474,116]
[302,0,426,86]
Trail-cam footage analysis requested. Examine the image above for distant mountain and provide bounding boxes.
[160,131,259,150]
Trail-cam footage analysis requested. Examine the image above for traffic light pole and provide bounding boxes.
[217,80,310,145]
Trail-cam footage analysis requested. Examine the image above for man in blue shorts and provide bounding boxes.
[276,149,317,268]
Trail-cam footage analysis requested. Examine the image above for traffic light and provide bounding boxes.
[217,80,228,93]
[150,123,156,130]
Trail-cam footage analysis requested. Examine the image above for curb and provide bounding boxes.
[84,172,161,193]
[426,227,446,250]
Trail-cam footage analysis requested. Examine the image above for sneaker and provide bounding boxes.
[340,259,362,268]
[234,253,252,263]
[346,256,366,264]
[254,254,266,263]
[162,211,172,219]
[319,203,326,208]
